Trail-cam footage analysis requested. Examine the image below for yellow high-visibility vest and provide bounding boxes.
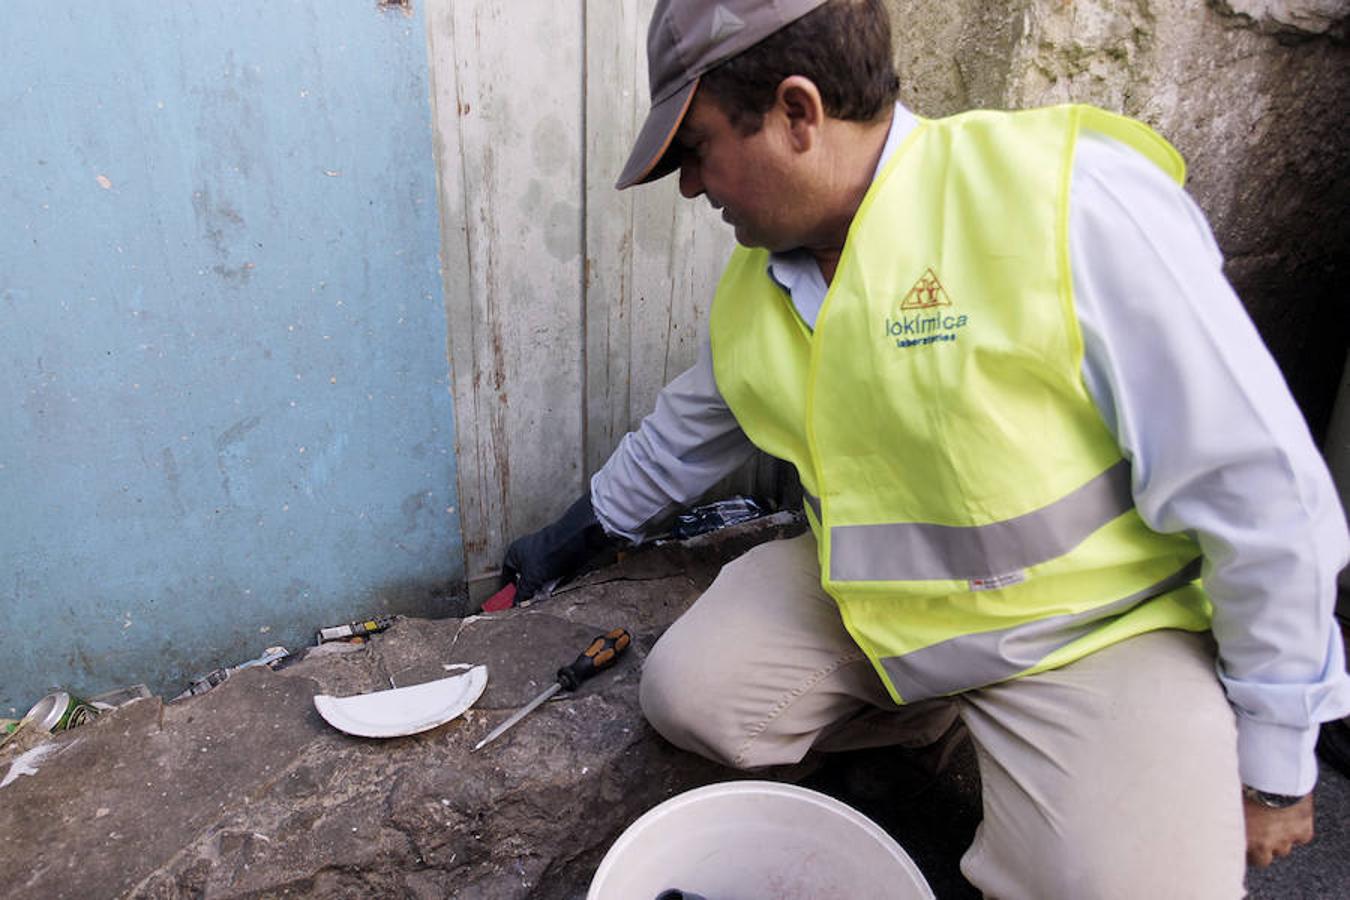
[710,105,1212,703]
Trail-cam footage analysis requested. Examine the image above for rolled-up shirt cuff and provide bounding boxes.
[1236,716,1321,797]
[590,469,659,545]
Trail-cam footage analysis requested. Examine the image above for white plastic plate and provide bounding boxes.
[313,665,488,738]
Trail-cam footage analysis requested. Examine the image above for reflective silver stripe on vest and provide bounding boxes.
[805,492,822,522]
[880,558,1202,701]
[829,459,1134,582]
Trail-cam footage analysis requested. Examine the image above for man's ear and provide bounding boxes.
[774,75,824,153]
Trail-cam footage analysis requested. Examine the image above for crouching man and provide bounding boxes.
[502,2,1350,895]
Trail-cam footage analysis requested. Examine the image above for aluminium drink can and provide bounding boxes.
[23,691,99,732]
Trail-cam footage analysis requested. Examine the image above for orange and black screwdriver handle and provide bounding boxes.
[556,627,632,691]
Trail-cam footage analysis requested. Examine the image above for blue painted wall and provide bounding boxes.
[1,3,463,712]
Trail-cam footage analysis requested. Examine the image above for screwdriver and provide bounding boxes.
[472,627,632,752]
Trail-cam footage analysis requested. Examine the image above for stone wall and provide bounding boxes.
[889,0,1349,436]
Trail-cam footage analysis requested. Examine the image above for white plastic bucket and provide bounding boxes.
[588,780,934,900]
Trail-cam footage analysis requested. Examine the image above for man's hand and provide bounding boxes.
[1244,793,1314,867]
[497,493,617,604]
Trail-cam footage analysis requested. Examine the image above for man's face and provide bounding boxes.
[674,90,804,252]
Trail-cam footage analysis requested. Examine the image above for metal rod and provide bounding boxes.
[472,682,562,752]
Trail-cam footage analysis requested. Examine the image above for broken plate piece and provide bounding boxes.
[314,665,488,738]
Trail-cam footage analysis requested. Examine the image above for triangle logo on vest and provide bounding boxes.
[886,268,968,349]
[900,267,952,310]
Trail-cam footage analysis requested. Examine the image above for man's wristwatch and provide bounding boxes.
[1242,785,1306,809]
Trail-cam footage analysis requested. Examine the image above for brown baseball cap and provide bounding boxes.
[615,0,830,190]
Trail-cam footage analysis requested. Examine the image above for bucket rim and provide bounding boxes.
[587,779,934,899]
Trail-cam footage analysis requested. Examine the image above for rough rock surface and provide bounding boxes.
[0,517,792,899]
[3,513,1349,898]
[890,0,1349,435]
[1217,0,1349,38]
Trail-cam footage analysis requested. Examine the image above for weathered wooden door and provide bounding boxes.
[428,0,764,598]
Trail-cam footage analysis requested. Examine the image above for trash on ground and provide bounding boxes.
[663,496,766,542]
[316,615,396,644]
[172,646,290,701]
[88,683,152,711]
[22,692,99,734]
[0,719,21,752]
[481,582,517,612]
[484,576,565,612]
[313,665,488,738]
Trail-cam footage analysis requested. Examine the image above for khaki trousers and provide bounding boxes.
[640,533,1246,899]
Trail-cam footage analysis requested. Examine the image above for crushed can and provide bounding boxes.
[23,691,99,732]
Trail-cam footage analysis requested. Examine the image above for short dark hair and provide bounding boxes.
[700,0,899,134]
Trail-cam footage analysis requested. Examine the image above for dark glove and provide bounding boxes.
[501,493,617,601]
